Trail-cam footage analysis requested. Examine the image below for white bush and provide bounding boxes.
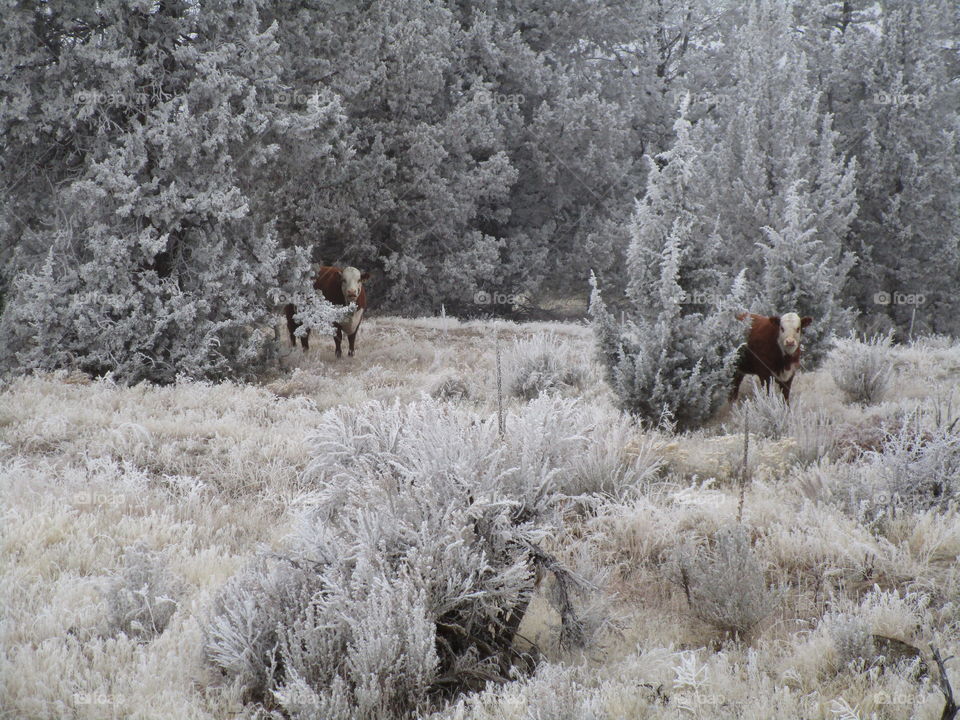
[104,546,182,641]
[807,413,960,527]
[726,390,791,440]
[666,525,776,639]
[501,333,588,400]
[829,334,895,405]
[204,396,638,717]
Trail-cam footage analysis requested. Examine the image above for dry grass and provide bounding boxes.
[2,320,960,719]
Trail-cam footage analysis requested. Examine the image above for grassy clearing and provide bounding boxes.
[2,319,959,719]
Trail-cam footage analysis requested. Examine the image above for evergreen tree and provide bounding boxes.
[797,0,960,336]
[0,0,329,382]
[591,100,746,432]
[694,0,858,360]
[845,2,959,335]
[757,181,857,364]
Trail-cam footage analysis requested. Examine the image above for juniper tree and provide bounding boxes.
[757,181,857,364]
[689,0,859,362]
[591,100,746,431]
[839,1,960,336]
[792,0,959,336]
[0,0,332,382]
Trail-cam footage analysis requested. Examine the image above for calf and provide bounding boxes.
[284,266,369,358]
[731,312,812,403]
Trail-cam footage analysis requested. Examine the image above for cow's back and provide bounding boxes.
[314,266,345,305]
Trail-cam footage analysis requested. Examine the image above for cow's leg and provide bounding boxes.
[347,331,358,357]
[760,375,772,396]
[301,328,309,352]
[730,370,745,403]
[334,326,343,358]
[284,304,298,347]
[777,379,792,404]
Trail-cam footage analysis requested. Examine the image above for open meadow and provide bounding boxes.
[3,317,960,719]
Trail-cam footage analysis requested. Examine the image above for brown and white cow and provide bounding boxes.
[730,312,812,403]
[284,266,369,358]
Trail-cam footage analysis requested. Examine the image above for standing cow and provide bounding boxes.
[730,312,812,403]
[284,266,369,358]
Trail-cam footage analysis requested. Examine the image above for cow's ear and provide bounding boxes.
[770,315,781,327]
[801,316,812,329]
[360,271,370,282]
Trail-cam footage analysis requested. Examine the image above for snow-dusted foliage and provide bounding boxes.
[287,295,358,344]
[591,256,745,432]
[0,0,327,383]
[103,545,182,642]
[258,0,678,313]
[809,413,960,527]
[5,321,960,719]
[204,396,649,717]
[687,1,858,364]
[590,103,747,431]
[815,1,960,337]
[756,183,855,365]
[501,333,589,400]
[726,390,792,440]
[666,525,776,639]
[828,334,895,405]
[863,418,960,514]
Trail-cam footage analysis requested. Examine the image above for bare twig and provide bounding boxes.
[737,404,750,523]
[496,334,505,439]
[525,542,585,649]
[932,645,958,720]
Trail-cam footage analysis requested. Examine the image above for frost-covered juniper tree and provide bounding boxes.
[758,182,857,364]
[820,1,960,336]
[590,100,746,431]
[591,241,746,433]
[259,0,695,312]
[691,1,858,362]
[0,0,332,382]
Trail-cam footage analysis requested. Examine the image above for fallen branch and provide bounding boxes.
[932,645,958,720]
[525,542,587,649]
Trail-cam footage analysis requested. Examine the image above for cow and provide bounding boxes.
[730,312,812,404]
[284,266,369,358]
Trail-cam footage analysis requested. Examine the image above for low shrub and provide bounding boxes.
[666,525,776,640]
[501,333,588,400]
[203,397,627,718]
[828,334,895,405]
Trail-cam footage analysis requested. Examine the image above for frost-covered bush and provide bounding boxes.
[726,390,791,440]
[818,588,931,675]
[429,373,471,400]
[204,397,624,718]
[811,415,960,525]
[503,396,662,500]
[590,261,745,432]
[285,294,358,345]
[828,334,895,405]
[589,100,747,433]
[501,333,587,400]
[823,613,876,670]
[864,419,960,513]
[789,405,839,465]
[0,0,337,384]
[104,546,182,640]
[667,525,775,639]
[205,555,320,703]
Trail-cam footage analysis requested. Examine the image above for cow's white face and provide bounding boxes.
[777,312,810,356]
[340,266,364,303]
